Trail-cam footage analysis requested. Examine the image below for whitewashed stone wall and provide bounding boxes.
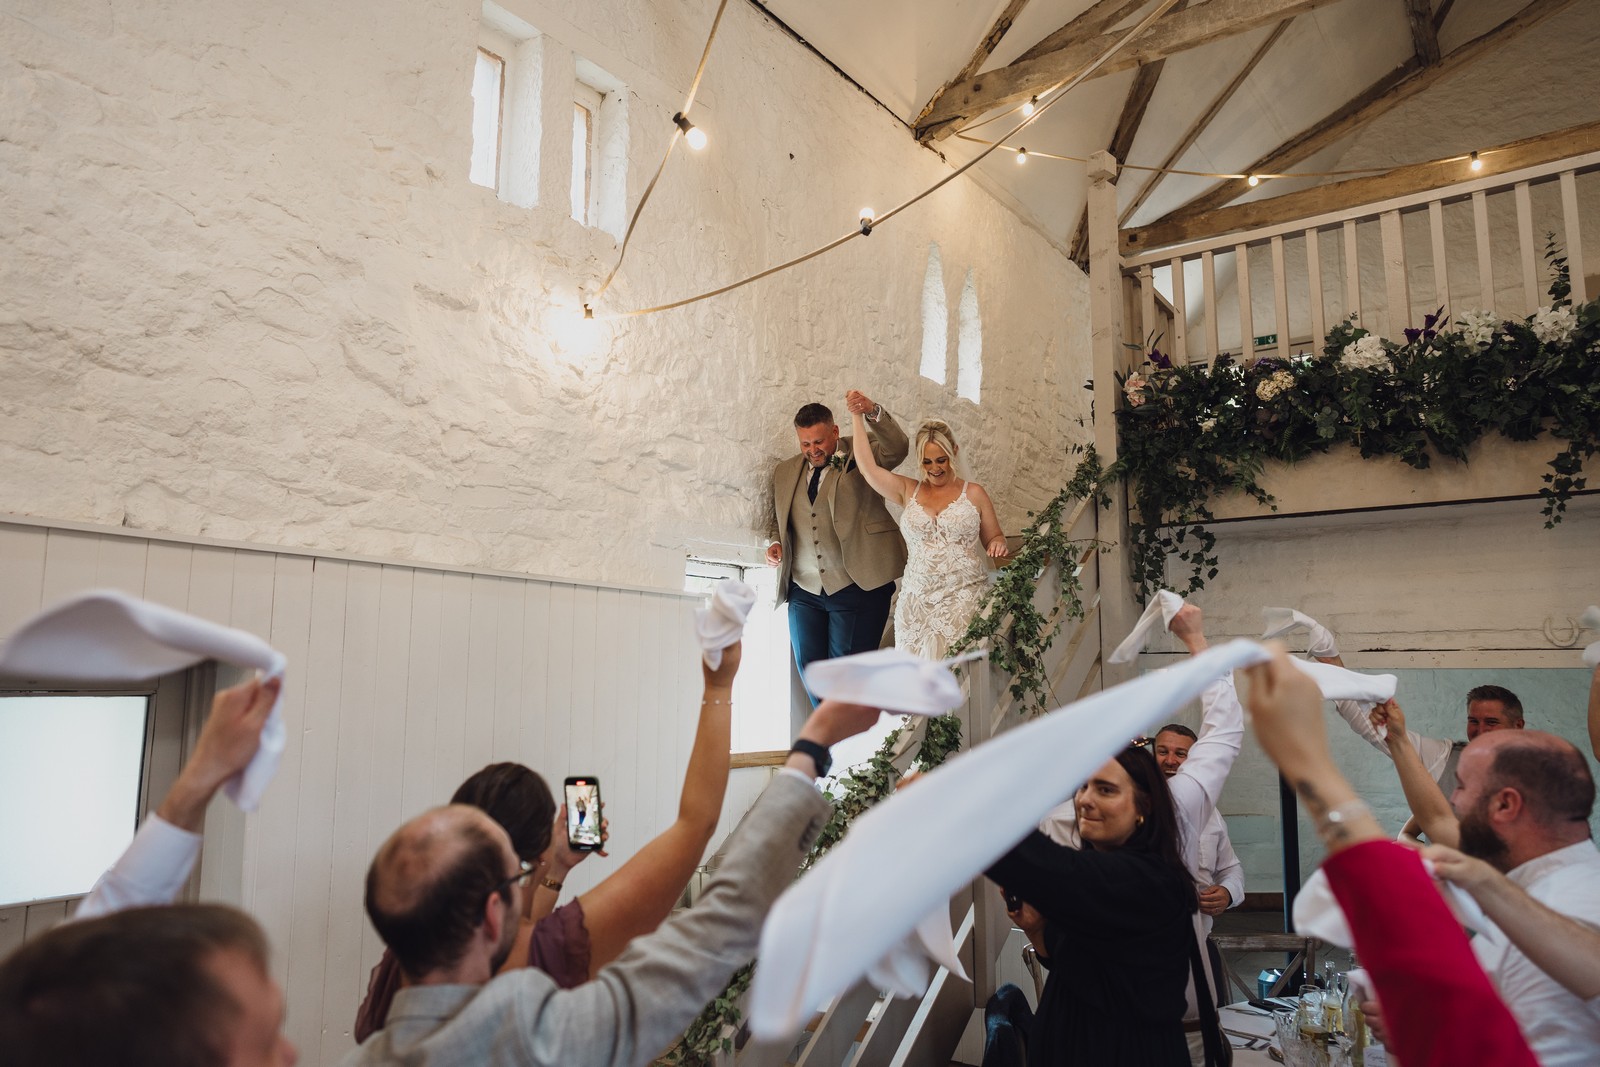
[0,0,1091,590]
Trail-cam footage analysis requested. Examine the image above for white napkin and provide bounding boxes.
[863,904,967,997]
[803,647,986,716]
[0,589,287,812]
[1261,607,1339,659]
[749,638,1274,1039]
[695,580,757,670]
[1582,605,1600,667]
[1288,659,1396,704]
[1107,590,1185,664]
[1293,864,1488,950]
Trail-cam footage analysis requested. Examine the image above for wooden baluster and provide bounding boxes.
[1271,235,1289,358]
[1473,190,1494,312]
[1202,250,1219,363]
[1169,256,1188,363]
[1306,227,1326,348]
[1140,264,1157,350]
[1559,170,1587,304]
[1343,219,1361,327]
[1515,181,1538,312]
[1235,243,1252,360]
[1428,200,1450,315]
[1380,209,1410,336]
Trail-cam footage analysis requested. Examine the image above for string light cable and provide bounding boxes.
[587,0,730,315]
[598,0,1186,319]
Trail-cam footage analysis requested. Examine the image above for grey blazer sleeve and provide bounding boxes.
[521,773,830,1067]
[868,410,910,469]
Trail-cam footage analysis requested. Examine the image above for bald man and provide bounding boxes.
[343,697,877,1067]
[1378,722,1600,1067]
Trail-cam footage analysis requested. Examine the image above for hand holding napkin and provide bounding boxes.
[1261,606,1339,659]
[695,580,757,670]
[1107,589,1185,664]
[0,590,287,812]
[803,647,986,716]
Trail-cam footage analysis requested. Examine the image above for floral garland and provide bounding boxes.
[1104,244,1598,598]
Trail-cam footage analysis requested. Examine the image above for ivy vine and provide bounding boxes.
[1094,241,1598,598]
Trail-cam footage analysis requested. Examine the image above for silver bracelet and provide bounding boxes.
[1316,799,1372,836]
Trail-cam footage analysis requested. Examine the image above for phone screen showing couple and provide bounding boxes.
[565,778,602,850]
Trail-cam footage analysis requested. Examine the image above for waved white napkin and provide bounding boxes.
[749,639,1274,1039]
[0,590,287,812]
[1293,864,1488,950]
[1107,590,1185,664]
[804,647,987,716]
[695,580,757,670]
[1289,658,1396,704]
[1582,605,1600,667]
[863,903,967,997]
[1261,607,1339,659]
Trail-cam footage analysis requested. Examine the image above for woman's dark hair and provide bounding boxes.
[1087,746,1198,910]
[451,762,556,862]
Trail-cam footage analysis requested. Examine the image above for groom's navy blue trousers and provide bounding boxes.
[787,580,894,707]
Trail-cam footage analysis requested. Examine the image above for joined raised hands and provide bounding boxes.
[844,390,877,417]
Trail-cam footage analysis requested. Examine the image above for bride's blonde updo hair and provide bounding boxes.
[914,420,963,478]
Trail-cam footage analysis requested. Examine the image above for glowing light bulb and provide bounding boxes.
[1470,150,1483,172]
[673,112,707,150]
[1022,95,1037,118]
[1247,174,1260,187]
[1016,147,1028,164]
[859,207,875,223]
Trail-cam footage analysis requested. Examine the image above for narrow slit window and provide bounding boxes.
[570,102,593,223]
[470,47,506,189]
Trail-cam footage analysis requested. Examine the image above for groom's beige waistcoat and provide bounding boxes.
[772,412,909,605]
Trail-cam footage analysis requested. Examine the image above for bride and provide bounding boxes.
[848,394,1007,659]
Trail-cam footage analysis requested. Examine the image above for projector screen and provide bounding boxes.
[0,695,150,907]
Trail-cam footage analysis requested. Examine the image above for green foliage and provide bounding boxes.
[655,962,754,1066]
[1106,271,1599,597]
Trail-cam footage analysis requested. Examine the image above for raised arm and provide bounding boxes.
[573,642,739,977]
[1426,842,1600,1001]
[1165,606,1243,826]
[847,390,910,468]
[76,676,280,920]
[966,482,1009,559]
[849,406,914,506]
[1372,700,1459,847]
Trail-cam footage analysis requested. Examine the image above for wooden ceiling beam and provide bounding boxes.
[913,0,1035,128]
[1432,0,1459,31]
[1117,17,1293,227]
[916,0,1342,142]
[1148,0,1577,221]
[1403,0,1441,64]
[1016,0,1152,65]
[1121,116,1600,254]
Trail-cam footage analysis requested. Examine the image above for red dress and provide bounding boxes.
[1322,840,1536,1067]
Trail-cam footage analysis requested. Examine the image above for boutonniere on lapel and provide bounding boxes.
[827,448,849,472]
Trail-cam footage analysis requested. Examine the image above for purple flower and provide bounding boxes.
[1148,346,1173,370]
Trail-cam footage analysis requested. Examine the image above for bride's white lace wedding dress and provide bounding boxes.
[895,482,991,659]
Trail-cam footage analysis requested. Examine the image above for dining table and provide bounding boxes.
[1218,1001,1390,1066]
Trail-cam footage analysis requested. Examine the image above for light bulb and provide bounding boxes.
[673,112,707,150]
[1016,147,1028,164]
[1022,95,1037,118]
[1470,150,1483,172]
[1247,174,1260,187]
[859,207,875,223]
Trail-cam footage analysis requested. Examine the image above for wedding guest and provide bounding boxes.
[987,745,1205,1066]
[355,639,739,1038]
[1242,646,1546,1067]
[345,655,880,1067]
[767,394,908,707]
[850,410,1006,659]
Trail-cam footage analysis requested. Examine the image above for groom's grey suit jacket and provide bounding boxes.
[772,412,910,605]
[340,773,830,1067]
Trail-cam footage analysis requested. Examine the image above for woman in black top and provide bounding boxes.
[987,745,1198,1066]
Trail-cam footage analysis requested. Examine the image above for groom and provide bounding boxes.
[767,391,909,704]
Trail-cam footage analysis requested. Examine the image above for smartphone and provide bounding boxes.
[1003,891,1021,913]
[564,777,603,851]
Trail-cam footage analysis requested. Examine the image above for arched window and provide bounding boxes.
[957,269,983,402]
[919,244,948,383]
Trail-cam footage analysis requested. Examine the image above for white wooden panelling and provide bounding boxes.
[1234,243,1252,356]
[1559,171,1588,303]
[1200,250,1219,359]
[1380,209,1409,336]
[1428,201,1450,313]
[1342,220,1361,326]
[1168,256,1187,361]
[1514,181,1539,310]
[1270,235,1289,358]
[0,520,702,1064]
[1305,227,1325,351]
[1473,190,1495,310]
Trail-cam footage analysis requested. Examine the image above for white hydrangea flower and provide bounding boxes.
[1530,304,1578,346]
[1340,334,1390,371]
[1255,369,1294,401]
[1455,308,1500,347]
[1198,417,1217,433]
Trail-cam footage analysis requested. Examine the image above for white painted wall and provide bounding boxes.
[0,0,1091,590]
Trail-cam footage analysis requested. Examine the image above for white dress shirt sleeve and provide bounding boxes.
[73,815,201,921]
[1332,698,1455,782]
[1211,818,1246,908]
[1168,675,1245,838]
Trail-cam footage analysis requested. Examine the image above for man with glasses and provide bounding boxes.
[345,692,880,1066]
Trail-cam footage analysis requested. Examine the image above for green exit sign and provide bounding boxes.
[1253,333,1278,346]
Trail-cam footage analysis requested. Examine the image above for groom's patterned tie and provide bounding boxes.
[807,464,822,504]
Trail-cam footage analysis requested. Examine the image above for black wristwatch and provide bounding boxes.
[788,738,833,778]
